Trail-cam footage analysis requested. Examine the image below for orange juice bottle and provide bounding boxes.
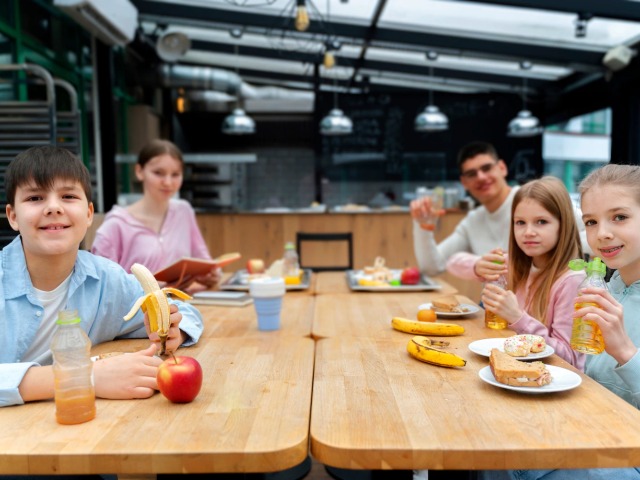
[569,257,608,354]
[484,257,508,329]
[51,310,96,425]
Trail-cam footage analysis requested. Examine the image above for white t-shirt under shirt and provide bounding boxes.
[21,273,72,365]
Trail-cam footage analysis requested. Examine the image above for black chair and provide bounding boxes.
[296,232,353,271]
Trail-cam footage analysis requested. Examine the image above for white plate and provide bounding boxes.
[479,365,582,394]
[418,302,480,318]
[468,337,555,360]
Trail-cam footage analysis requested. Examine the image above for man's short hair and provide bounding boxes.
[5,145,92,206]
[457,141,499,170]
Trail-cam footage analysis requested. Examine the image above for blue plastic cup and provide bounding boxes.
[249,277,286,331]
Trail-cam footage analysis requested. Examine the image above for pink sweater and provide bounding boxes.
[91,199,211,274]
[511,267,586,370]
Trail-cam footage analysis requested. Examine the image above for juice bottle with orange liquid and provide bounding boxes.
[51,309,96,425]
[484,256,509,330]
[569,257,608,354]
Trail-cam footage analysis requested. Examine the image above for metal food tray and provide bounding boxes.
[346,269,442,292]
[220,269,313,291]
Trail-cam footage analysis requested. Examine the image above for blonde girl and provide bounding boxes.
[480,176,586,369]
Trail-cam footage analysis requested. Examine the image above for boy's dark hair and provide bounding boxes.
[5,145,92,206]
[456,141,499,170]
[137,139,183,168]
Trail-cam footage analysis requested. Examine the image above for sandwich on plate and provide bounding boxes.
[489,348,552,387]
[431,295,468,313]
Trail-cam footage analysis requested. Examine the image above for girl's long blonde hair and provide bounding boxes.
[508,176,582,325]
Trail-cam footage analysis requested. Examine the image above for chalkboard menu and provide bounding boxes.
[316,90,543,184]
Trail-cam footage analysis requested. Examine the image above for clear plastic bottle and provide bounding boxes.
[569,257,608,354]
[282,242,300,279]
[51,309,96,425]
[484,258,509,330]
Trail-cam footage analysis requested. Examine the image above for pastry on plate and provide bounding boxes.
[489,348,552,387]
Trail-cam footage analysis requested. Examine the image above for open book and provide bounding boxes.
[154,252,241,288]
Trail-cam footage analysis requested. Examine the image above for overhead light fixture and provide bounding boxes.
[222,108,256,135]
[507,62,543,138]
[295,0,310,31]
[222,42,255,135]
[574,12,592,38]
[320,79,352,135]
[415,52,449,132]
[156,31,191,63]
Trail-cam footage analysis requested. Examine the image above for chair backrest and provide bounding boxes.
[296,232,353,271]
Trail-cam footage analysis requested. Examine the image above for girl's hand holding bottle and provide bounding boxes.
[481,283,522,325]
[573,287,637,365]
[475,248,509,281]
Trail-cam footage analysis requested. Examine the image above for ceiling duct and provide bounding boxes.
[137,64,243,95]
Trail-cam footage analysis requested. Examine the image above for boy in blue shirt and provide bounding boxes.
[0,145,203,407]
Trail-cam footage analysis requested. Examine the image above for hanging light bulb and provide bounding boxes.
[295,0,310,31]
[320,80,352,135]
[507,64,543,137]
[414,56,449,132]
[323,50,335,69]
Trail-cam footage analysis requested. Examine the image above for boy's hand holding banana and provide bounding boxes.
[123,263,192,355]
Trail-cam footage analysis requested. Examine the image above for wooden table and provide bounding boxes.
[197,291,314,338]
[312,291,480,339]
[314,271,458,296]
[310,332,640,471]
[0,336,314,475]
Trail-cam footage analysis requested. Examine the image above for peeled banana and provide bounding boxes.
[391,317,465,336]
[123,263,192,354]
[407,335,466,368]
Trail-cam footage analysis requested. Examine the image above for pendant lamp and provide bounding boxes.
[320,79,352,135]
[222,43,255,135]
[415,54,448,132]
[507,64,542,137]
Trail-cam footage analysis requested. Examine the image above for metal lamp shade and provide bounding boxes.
[414,105,449,132]
[507,109,543,137]
[320,108,353,135]
[222,108,256,135]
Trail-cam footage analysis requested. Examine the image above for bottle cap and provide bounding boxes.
[56,316,81,325]
[568,258,587,271]
[285,242,295,250]
[587,257,606,275]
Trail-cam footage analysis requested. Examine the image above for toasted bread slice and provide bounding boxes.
[432,295,465,313]
[489,348,552,387]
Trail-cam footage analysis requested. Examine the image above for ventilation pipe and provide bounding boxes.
[137,64,243,95]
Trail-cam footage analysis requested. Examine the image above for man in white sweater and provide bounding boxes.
[411,141,589,282]
[411,141,515,281]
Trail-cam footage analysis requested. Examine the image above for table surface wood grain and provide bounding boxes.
[310,328,640,470]
[0,337,314,475]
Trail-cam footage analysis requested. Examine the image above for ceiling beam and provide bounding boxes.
[133,0,604,68]
[457,0,640,23]
[187,39,548,90]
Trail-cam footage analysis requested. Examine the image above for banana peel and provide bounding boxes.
[391,316,464,336]
[407,335,466,368]
[124,263,192,355]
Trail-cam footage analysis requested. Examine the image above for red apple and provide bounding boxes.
[247,258,265,274]
[157,355,203,403]
[400,267,421,285]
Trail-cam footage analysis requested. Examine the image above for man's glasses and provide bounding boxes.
[460,161,499,179]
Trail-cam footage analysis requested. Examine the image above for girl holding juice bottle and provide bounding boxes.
[478,176,586,369]
[480,164,640,480]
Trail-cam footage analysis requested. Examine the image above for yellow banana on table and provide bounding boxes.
[407,335,466,368]
[123,263,192,355]
[391,317,464,336]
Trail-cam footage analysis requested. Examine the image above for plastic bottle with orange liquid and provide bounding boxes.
[484,256,509,329]
[569,257,608,354]
[51,309,96,425]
